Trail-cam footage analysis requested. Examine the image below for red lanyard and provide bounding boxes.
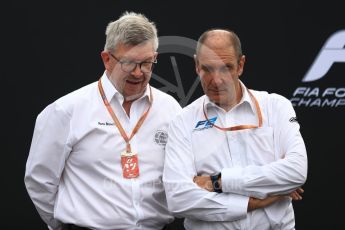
[98,78,153,152]
[203,89,262,131]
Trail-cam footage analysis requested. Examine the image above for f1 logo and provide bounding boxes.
[302,30,345,82]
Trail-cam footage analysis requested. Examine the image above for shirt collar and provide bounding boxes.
[204,80,256,114]
[100,71,151,105]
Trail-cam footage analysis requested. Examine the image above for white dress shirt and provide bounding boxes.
[163,81,307,230]
[25,72,182,230]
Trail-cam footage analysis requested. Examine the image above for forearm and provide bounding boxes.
[163,179,249,221]
[164,117,249,221]
[221,150,307,198]
[221,121,307,198]
[25,172,62,229]
[24,103,71,228]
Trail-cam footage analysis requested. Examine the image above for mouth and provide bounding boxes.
[209,89,226,93]
[126,80,142,85]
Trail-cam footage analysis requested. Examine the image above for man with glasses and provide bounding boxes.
[25,12,181,230]
[163,29,308,229]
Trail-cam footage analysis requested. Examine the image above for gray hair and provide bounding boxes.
[196,28,243,61]
[104,11,158,52]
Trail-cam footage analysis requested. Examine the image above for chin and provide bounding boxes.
[212,97,230,106]
[208,94,222,101]
[124,90,145,101]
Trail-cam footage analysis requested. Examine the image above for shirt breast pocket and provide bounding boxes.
[191,128,230,172]
[232,127,275,166]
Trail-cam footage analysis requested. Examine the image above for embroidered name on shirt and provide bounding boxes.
[98,122,114,126]
[194,116,217,131]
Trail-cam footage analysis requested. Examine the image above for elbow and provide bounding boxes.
[166,197,188,218]
[299,168,308,186]
[24,170,34,192]
[298,155,308,185]
[164,185,194,218]
[294,171,307,187]
[288,152,308,186]
[164,188,185,216]
[291,160,308,187]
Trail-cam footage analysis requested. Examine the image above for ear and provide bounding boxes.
[238,55,246,77]
[153,51,158,60]
[194,54,200,75]
[101,51,112,71]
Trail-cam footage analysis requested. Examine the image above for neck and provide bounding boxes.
[124,93,144,101]
[122,100,133,117]
[216,84,243,112]
[122,92,147,117]
[216,101,236,112]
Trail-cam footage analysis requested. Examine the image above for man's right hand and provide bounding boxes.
[247,188,304,212]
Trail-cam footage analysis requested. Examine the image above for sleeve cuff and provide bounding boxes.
[224,194,249,221]
[221,167,244,194]
[206,193,249,221]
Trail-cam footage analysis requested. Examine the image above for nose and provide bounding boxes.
[211,70,223,86]
[131,64,144,78]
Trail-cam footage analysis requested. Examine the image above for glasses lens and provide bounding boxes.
[141,62,154,73]
[121,62,136,73]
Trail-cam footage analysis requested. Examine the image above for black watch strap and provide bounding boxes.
[210,173,222,193]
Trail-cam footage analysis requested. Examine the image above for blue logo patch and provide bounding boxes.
[194,117,217,130]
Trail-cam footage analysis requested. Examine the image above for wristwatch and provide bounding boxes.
[210,172,222,193]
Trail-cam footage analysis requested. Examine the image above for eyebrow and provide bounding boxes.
[200,63,232,68]
[120,55,155,62]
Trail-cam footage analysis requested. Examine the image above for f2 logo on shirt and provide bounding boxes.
[194,117,217,130]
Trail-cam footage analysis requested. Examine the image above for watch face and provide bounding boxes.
[210,173,222,193]
[211,172,221,178]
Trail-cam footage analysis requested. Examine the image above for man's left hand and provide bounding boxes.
[193,175,217,192]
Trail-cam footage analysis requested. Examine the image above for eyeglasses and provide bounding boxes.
[109,53,157,73]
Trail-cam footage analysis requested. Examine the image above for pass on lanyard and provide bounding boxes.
[98,78,153,179]
[121,151,140,178]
